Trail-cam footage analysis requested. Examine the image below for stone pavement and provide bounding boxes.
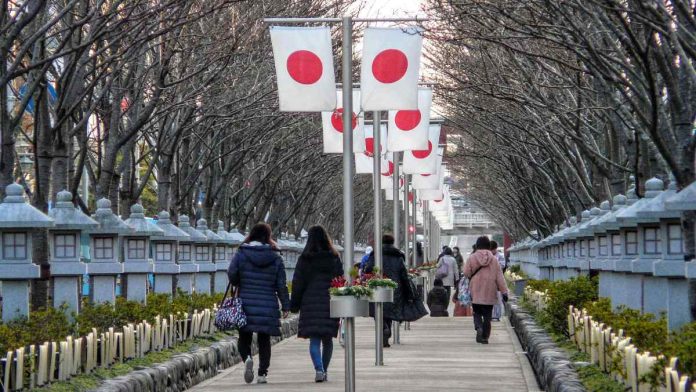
[190,316,540,391]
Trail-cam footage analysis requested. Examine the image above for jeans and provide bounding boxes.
[238,331,271,376]
[309,336,334,372]
[472,304,494,339]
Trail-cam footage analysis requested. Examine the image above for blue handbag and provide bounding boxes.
[214,283,247,330]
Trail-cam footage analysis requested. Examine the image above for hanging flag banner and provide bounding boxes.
[385,175,405,201]
[387,88,432,151]
[355,124,387,174]
[360,27,423,111]
[419,188,444,201]
[322,89,364,153]
[270,26,336,112]
[380,154,395,189]
[403,124,441,174]
[413,155,443,190]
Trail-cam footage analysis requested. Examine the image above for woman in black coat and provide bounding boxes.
[290,225,343,383]
[228,223,289,385]
[364,233,412,347]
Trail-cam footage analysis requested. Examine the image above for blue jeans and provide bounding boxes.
[309,336,333,372]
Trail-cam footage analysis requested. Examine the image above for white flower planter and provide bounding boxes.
[330,295,369,318]
[369,286,394,303]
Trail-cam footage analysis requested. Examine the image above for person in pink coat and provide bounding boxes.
[463,236,509,344]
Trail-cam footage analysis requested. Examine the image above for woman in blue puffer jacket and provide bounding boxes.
[227,223,290,385]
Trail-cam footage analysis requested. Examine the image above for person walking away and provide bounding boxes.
[464,236,508,344]
[427,278,449,317]
[435,247,459,300]
[490,240,506,321]
[364,233,412,347]
[453,246,465,279]
[290,225,344,383]
[227,223,290,384]
[452,269,473,317]
[359,246,373,276]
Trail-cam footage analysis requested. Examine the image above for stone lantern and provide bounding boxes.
[562,212,590,280]
[576,205,608,273]
[587,195,628,298]
[89,198,131,304]
[192,219,217,294]
[48,190,98,315]
[665,180,696,279]
[176,215,205,293]
[0,184,54,322]
[151,211,189,295]
[214,221,243,293]
[123,204,163,302]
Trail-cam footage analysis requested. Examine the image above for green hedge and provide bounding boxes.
[0,290,223,354]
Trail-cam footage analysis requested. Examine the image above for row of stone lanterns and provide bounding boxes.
[509,177,696,330]
[0,184,247,322]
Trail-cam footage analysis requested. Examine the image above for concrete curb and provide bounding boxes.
[506,300,586,392]
[93,317,299,392]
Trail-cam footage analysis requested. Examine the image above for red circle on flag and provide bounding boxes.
[331,108,357,133]
[421,173,431,177]
[395,110,421,131]
[412,141,432,159]
[287,50,323,84]
[382,161,394,176]
[399,177,404,187]
[364,137,383,157]
[372,49,408,83]
[434,198,443,203]
[408,192,414,202]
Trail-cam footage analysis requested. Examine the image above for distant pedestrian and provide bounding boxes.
[427,278,449,317]
[364,233,412,347]
[359,246,373,276]
[290,225,344,383]
[464,236,508,344]
[490,240,505,321]
[435,247,459,300]
[452,246,464,279]
[227,223,290,384]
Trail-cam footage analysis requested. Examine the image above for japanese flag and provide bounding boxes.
[403,124,441,174]
[355,124,387,174]
[413,156,443,190]
[380,156,395,189]
[270,27,336,112]
[387,88,432,151]
[385,176,405,201]
[361,27,423,111]
[322,90,364,154]
[419,188,444,201]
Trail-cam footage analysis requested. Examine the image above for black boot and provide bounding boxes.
[475,328,483,343]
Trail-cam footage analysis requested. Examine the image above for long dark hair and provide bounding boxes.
[302,225,338,256]
[475,236,490,252]
[244,223,278,249]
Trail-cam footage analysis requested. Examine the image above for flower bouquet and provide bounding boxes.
[329,276,371,317]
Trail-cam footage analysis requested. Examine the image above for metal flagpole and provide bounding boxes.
[372,111,384,366]
[403,174,410,332]
[411,190,417,267]
[392,152,401,345]
[341,15,356,392]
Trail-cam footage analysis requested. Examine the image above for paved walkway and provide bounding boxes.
[191,316,540,391]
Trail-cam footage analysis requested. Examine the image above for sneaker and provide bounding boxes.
[257,375,267,384]
[243,357,254,384]
[323,373,328,382]
[315,371,325,383]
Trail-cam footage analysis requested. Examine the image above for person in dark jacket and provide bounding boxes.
[227,223,290,385]
[290,225,343,383]
[427,278,450,317]
[364,233,411,347]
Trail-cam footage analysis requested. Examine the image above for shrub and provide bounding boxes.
[74,301,119,336]
[544,276,598,336]
[508,264,521,274]
[526,279,553,293]
[666,322,696,377]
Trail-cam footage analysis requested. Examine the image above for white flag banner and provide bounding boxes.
[355,124,387,174]
[322,90,364,153]
[403,124,441,174]
[412,155,443,190]
[419,188,444,201]
[387,88,432,151]
[360,27,423,111]
[270,26,336,112]
[385,175,404,200]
